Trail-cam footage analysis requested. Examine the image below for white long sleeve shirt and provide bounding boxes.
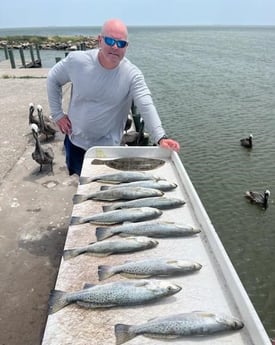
[47,49,166,150]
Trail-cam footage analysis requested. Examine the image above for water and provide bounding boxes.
[1,25,275,339]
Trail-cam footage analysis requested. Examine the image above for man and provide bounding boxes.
[47,18,180,176]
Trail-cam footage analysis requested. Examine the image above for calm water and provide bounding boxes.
[1,26,275,339]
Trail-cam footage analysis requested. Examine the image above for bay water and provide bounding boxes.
[1,25,275,339]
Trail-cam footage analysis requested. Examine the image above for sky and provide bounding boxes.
[0,0,274,28]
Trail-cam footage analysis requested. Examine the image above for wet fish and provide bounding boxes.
[91,157,165,171]
[98,257,202,280]
[79,171,164,185]
[70,207,162,225]
[72,186,163,204]
[115,311,244,344]
[100,179,177,192]
[63,236,158,260]
[48,279,181,314]
[96,221,201,241]
[102,197,185,212]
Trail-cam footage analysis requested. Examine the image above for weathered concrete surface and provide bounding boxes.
[0,65,78,345]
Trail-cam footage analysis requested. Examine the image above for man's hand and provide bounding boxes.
[159,138,180,152]
[56,114,72,135]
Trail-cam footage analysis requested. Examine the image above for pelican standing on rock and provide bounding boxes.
[37,104,57,140]
[240,134,253,148]
[31,123,54,173]
[245,189,270,209]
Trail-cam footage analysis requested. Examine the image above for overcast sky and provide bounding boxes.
[0,0,274,28]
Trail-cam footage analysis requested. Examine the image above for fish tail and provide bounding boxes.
[72,194,88,204]
[115,324,135,345]
[70,216,83,225]
[95,227,113,241]
[102,205,114,212]
[48,289,70,314]
[79,176,94,185]
[63,248,84,260]
[96,227,113,241]
[98,265,114,281]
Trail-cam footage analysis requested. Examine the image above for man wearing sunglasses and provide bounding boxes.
[47,18,180,176]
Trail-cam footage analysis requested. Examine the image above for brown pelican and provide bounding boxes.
[245,189,270,209]
[28,102,40,127]
[37,104,57,140]
[31,123,54,173]
[240,134,253,148]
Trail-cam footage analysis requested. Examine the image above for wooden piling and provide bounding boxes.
[19,47,26,68]
[8,49,16,69]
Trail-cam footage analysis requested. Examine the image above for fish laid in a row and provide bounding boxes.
[98,257,202,281]
[99,179,177,191]
[115,311,244,345]
[102,196,185,212]
[96,220,200,241]
[63,236,158,260]
[70,206,162,225]
[79,171,165,185]
[73,186,163,204]
[48,279,181,314]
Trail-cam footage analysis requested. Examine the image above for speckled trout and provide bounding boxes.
[100,179,177,191]
[115,311,244,344]
[70,207,162,225]
[96,221,200,241]
[72,186,163,204]
[79,171,164,185]
[102,196,185,212]
[48,279,181,314]
[98,257,202,281]
[63,236,158,260]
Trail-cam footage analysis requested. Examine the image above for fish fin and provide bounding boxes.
[48,289,69,314]
[100,185,111,191]
[83,283,96,289]
[91,159,105,165]
[102,205,114,212]
[70,216,83,225]
[79,176,94,185]
[63,248,85,260]
[115,324,135,345]
[98,265,114,281]
[96,227,113,241]
[72,194,88,204]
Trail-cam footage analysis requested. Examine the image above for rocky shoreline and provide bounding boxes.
[0,35,98,50]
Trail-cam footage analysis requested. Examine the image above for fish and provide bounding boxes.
[102,197,185,212]
[70,207,162,225]
[63,236,158,260]
[48,279,182,314]
[100,179,178,191]
[244,189,270,209]
[72,186,164,204]
[114,311,244,344]
[91,157,165,171]
[98,257,202,281]
[96,221,201,241]
[79,171,164,185]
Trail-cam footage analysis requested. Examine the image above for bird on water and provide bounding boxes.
[245,189,270,209]
[240,134,253,148]
[31,123,54,173]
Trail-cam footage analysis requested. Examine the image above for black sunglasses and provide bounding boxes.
[102,36,128,49]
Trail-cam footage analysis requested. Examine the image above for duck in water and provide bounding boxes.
[240,134,253,148]
[245,189,270,209]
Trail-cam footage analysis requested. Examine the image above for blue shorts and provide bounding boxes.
[64,135,86,176]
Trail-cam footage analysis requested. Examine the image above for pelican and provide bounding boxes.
[240,134,253,148]
[31,123,54,173]
[28,102,40,127]
[245,189,270,209]
[37,104,57,140]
